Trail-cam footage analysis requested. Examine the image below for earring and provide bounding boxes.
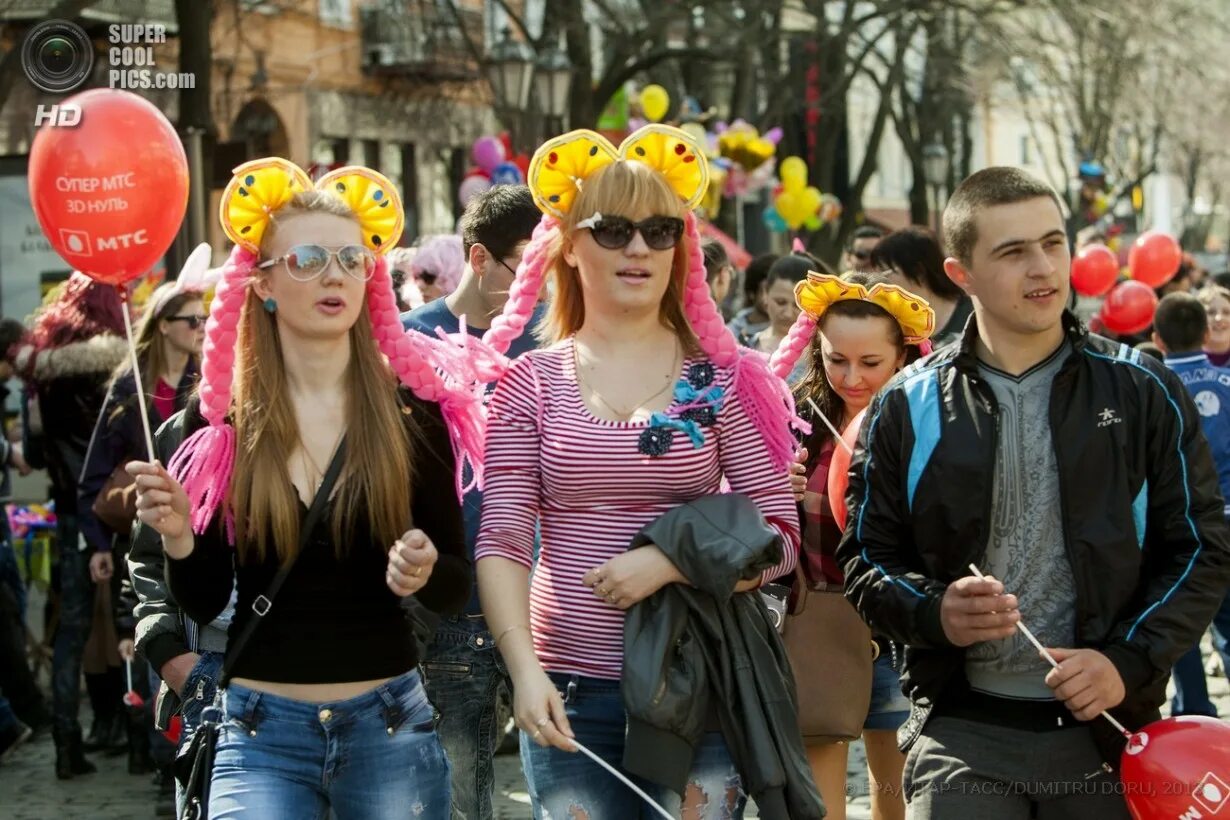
[263,297,277,314]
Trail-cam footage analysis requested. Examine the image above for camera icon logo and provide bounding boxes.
[22,20,94,94]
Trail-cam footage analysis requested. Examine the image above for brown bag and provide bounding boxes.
[782,575,875,744]
[92,464,137,536]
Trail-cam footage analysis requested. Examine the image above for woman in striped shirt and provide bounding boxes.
[474,127,801,818]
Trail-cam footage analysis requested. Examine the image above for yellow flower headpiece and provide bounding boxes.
[527,124,709,218]
[796,272,935,344]
[219,158,405,255]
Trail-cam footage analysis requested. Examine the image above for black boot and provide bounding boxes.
[53,727,97,779]
[82,711,112,752]
[125,709,154,775]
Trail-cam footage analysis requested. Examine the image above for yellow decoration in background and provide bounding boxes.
[640,84,670,123]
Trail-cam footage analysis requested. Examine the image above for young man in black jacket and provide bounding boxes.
[837,167,1230,818]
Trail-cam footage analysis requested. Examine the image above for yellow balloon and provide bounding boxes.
[779,156,807,191]
[744,138,776,170]
[800,185,822,217]
[640,84,670,123]
[775,190,808,230]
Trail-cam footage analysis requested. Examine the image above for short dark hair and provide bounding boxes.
[701,238,730,284]
[765,253,817,287]
[846,226,883,250]
[459,185,541,260]
[1212,271,1230,291]
[870,227,963,301]
[1154,292,1208,353]
[943,167,1064,264]
[743,253,779,300]
[0,318,25,361]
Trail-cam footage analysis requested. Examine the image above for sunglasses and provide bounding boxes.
[577,214,685,251]
[415,270,438,286]
[257,244,375,282]
[849,250,872,261]
[167,314,208,330]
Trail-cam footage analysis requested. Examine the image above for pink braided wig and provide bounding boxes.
[769,310,820,381]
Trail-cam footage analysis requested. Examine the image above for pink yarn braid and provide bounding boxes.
[367,257,487,497]
[769,311,819,381]
[168,245,254,538]
[682,213,806,471]
[480,216,558,361]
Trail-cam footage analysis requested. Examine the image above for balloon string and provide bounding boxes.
[806,397,853,454]
[125,658,133,693]
[968,564,1132,739]
[568,738,673,819]
[121,296,156,461]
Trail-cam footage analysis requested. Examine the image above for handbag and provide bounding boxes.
[781,571,875,744]
[92,464,137,535]
[175,442,346,820]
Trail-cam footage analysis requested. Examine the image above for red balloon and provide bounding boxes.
[1128,231,1182,288]
[1121,716,1230,819]
[826,409,866,532]
[29,88,188,286]
[123,689,144,708]
[1071,244,1120,297]
[1101,281,1159,336]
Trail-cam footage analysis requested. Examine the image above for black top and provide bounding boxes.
[165,395,469,683]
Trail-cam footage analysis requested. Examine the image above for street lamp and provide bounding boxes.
[534,41,572,134]
[485,26,535,143]
[922,142,949,235]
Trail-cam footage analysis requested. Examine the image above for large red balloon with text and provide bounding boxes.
[1120,716,1230,819]
[1100,281,1159,336]
[28,88,188,286]
[1071,244,1120,297]
[826,409,866,532]
[1128,231,1182,288]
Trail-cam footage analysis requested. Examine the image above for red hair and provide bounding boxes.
[29,273,125,350]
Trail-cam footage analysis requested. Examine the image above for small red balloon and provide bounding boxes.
[123,689,144,708]
[1101,280,1159,336]
[1121,716,1230,820]
[29,88,188,287]
[1071,244,1120,297]
[1128,231,1182,288]
[826,409,866,532]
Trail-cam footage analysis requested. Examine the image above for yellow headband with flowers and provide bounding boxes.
[796,272,935,344]
[527,124,709,218]
[218,158,404,254]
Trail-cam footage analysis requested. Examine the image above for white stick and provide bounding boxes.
[569,738,674,819]
[121,299,156,461]
[967,564,1132,738]
[806,397,854,454]
[125,658,133,693]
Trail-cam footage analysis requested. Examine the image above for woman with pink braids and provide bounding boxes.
[475,127,818,819]
[124,160,469,818]
[769,270,934,820]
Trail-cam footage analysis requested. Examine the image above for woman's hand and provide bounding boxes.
[790,446,809,502]
[127,461,191,543]
[582,546,686,610]
[386,529,437,596]
[513,667,575,752]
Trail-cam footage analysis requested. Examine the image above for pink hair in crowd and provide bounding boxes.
[169,247,487,537]
[411,234,465,295]
[770,310,820,381]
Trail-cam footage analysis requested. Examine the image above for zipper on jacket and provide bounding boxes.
[194,677,206,701]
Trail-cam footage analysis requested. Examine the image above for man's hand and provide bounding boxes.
[790,447,808,502]
[160,652,201,698]
[89,551,114,583]
[9,442,30,476]
[1044,648,1126,721]
[940,575,1019,647]
[118,639,135,662]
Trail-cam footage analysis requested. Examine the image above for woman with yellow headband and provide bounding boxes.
[126,160,477,818]
[770,271,935,820]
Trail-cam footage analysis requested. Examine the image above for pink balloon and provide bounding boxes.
[471,137,506,174]
[764,127,784,145]
[458,175,492,206]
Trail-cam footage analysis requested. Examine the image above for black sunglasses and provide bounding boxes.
[849,249,872,261]
[415,270,438,286]
[578,214,685,251]
[167,314,207,330]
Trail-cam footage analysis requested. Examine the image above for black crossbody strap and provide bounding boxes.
[218,439,347,687]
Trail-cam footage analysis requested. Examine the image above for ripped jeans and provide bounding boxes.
[522,672,745,820]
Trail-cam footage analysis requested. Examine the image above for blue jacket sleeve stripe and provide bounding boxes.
[903,368,942,513]
[1086,349,1204,641]
[1132,480,1148,549]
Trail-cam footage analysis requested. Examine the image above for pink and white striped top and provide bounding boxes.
[475,338,800,680]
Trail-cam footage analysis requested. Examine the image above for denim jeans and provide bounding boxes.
[1170,589,1230,717]
[521,672,746,820]
[422,614,511,820]
[51,514,93,733]
[209,669,451,819]
[173,650,224,817]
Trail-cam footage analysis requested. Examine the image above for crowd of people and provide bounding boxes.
[0,123,1227,820]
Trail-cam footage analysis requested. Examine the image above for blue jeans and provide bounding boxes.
[1170,590,1230,717]
[521,672,746,819]
[210,669,451,819]
[422,614,510,820]
[51,514,92,733]
[174,650,224,817]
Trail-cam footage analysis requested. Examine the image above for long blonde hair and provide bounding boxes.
[536,161,698,350]
[231,191,413,564]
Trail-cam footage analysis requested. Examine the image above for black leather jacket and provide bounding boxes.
[837,312,1230,758]
[621,494,824,820]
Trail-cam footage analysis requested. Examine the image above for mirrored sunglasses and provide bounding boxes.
[258,244,376,282]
